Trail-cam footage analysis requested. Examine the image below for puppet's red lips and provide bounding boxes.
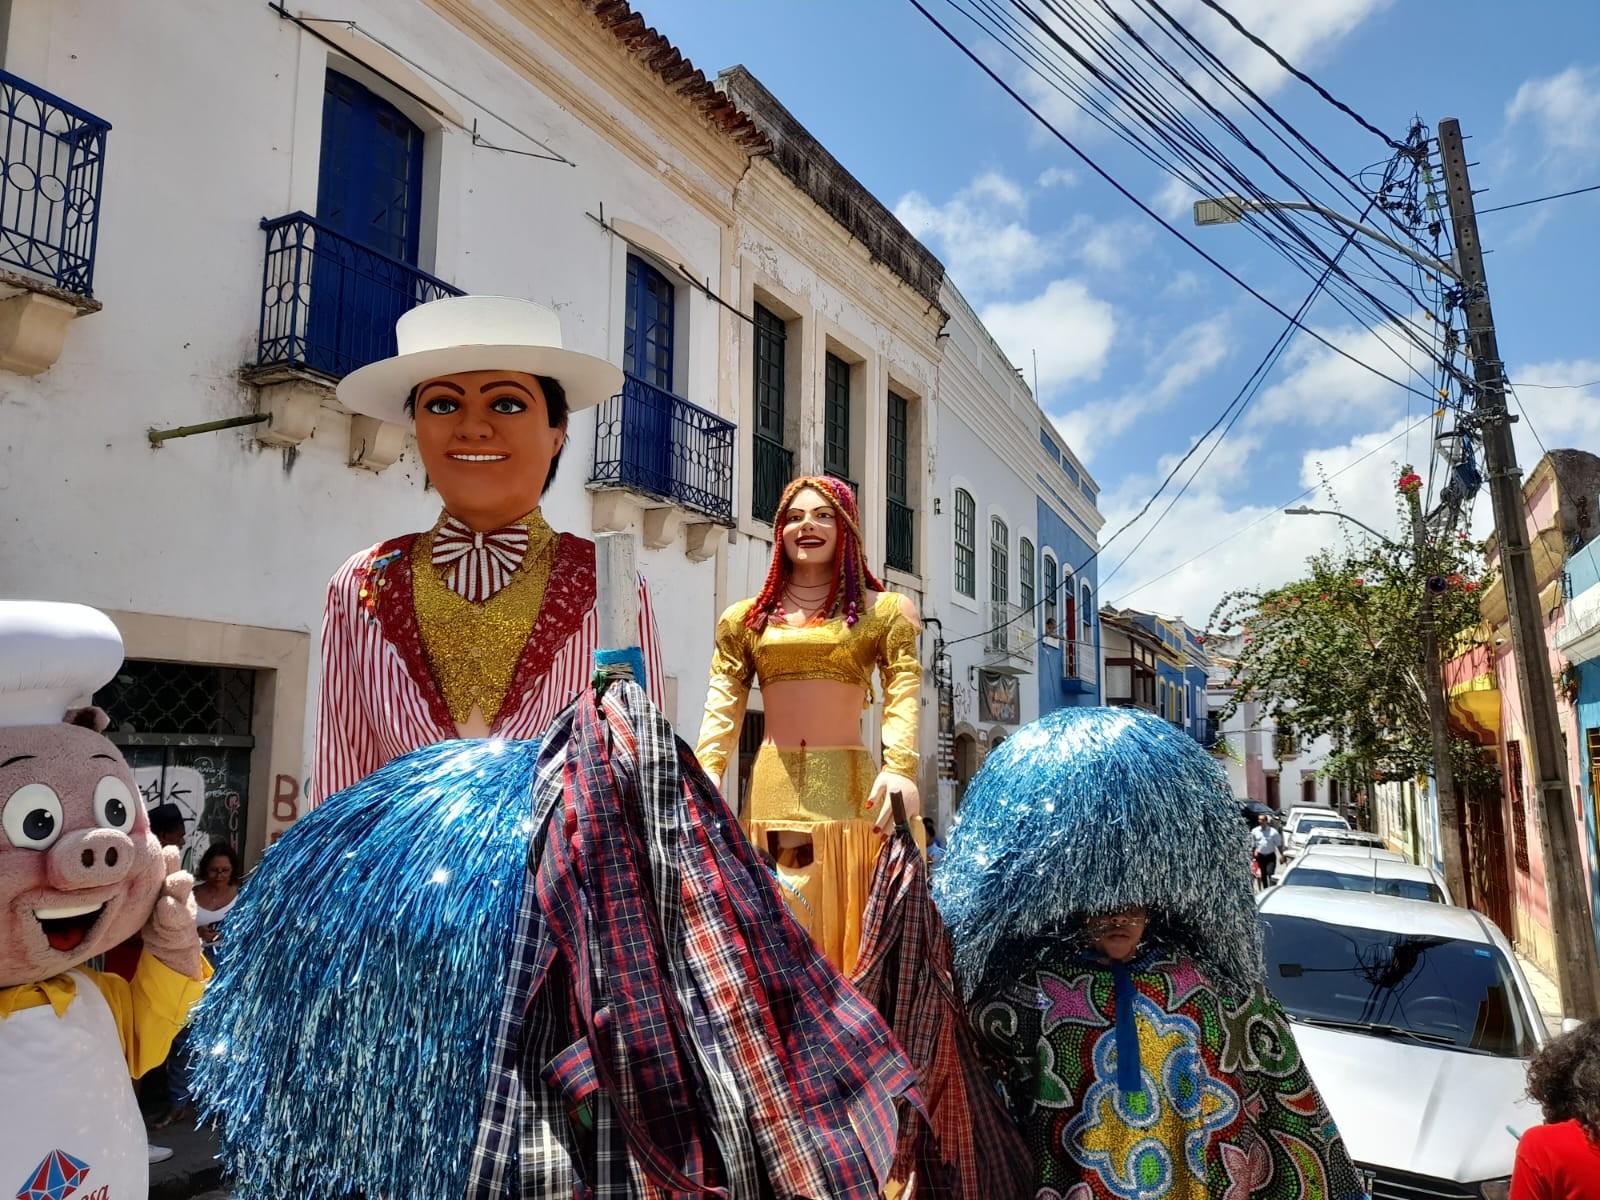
[35,902,106,953]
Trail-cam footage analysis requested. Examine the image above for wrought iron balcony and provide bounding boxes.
[752,431,793,523]
[253,212,463,381]
[591,373,735,523]
[984,600,1035,667]
[0,68,110,296]
[886,497,915,574]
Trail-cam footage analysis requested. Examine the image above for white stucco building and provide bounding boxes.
[0,0,1100,859]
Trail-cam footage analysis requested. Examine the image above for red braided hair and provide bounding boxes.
[747,475,884,632]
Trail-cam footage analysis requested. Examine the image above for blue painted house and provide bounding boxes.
[1035,426,1102,714]
[1555,527,1600,950]
[1113,608,1212,744]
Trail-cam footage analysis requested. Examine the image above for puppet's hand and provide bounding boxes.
[141,845,204,980]
[865,771,920,835]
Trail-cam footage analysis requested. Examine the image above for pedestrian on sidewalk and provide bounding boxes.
[1250,812,1284,887]
[1512,1019,1600,1200]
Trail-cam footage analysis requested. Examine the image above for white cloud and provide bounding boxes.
[1152,174,1201,221]
[1037,166,1079,190]
[1101,414,1422,623]
[1248,319,1437,428]
[1506,66,1600,169]
[1072,217,1155,272]
[981,278,1118,394]
[1051,315,1231,460]
[894,172,1053,297]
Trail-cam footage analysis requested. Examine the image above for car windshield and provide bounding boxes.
[1282,868,1445,904]
[1259,913,1536,1057]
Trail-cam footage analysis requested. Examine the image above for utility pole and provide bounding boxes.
[1438,118,1600,1017]
[1403,483,1468,907]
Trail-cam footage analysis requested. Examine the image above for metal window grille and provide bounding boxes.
[0,67,111,295]
[990,517,1009,606]
[754,304,786,439]
[94,661,256,741]
[954,489,976,598]
[751,432,793,525]
[625,255,675,392]
[255,213,462,379]
[824,353,851,480]
[886,498,915,574]
[1589,729,1600,817]
[1020,538,1035,616]
[590,374,735,523]
[1506,740,1530,874]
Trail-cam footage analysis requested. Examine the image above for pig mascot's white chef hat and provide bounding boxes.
[0,601,125,728]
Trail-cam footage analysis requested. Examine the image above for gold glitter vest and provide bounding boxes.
[413,509,559,726]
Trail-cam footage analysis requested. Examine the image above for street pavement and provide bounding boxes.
[1516,949,1565,1035]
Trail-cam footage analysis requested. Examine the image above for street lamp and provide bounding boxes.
[1282,506,1394,545]
[1194,194,1461,281]
[1282,499,1466,905]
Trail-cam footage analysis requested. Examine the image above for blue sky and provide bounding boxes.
[642,0,1600,622]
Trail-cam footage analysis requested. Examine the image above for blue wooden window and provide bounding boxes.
[318,71,423,263]
[625,254,676,392]
[1082,582,1093,640]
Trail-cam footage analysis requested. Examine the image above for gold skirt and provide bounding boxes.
[747,745,883,977]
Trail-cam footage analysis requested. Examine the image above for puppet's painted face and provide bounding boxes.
[780,487,840,569]
[0,722,166,987]
[414,370,567,530]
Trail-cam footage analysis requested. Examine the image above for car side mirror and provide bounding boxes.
[1561,1017,1584,1034]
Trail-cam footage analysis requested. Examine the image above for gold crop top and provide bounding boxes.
[695,591,922,780]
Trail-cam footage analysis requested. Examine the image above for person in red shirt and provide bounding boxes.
[1512,1020,1600,1200]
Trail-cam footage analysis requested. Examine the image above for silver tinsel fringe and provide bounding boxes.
[187,738,542,1199]
[931,706,1261,1000]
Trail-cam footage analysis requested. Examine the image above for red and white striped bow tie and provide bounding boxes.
[430,516,530,603]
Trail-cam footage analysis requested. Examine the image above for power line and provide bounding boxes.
[1508,378,1600,391]
[1111,409,1441,605]
[906,0,1443,405]
[1478,183,1600,215]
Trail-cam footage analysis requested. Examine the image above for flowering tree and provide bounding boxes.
[1208,469,1492,787]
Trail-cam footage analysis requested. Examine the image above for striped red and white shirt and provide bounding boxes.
[311,531,664,807]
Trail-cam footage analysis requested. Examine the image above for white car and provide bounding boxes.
[1258,888,1544,1198]
[1274,850,1454,904]
[1302,828,1389,851]
[1303,843,1407,863]
[1283,809,1350,855]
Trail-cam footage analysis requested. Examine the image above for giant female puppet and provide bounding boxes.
[697,474,922,975]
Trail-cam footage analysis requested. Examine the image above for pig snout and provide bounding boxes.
[47,827,138,890]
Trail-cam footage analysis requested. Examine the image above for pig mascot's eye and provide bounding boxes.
[94,776,136,831]
[2,783,65,849]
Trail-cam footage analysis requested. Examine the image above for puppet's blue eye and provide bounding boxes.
[3,783,63,849]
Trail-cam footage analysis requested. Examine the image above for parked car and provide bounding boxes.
[1301,842,1408,862]
[1283,809,1350,856]
[1258,888,1544,1198]
[1240,799,1281,828]
[1301,828,1389,852]
[1272,850,1454,904]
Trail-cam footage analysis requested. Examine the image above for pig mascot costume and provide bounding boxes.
[0,601,207,1199]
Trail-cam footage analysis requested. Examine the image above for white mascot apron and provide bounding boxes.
[1,972,146,1200]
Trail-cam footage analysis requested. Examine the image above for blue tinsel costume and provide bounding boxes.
[934,706,1366,1200]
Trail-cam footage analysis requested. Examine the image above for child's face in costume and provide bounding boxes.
[414,370,567,529]
[780,487,839,569]
[1086,906,1147,962]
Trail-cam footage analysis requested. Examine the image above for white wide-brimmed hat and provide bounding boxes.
[0,601,124,728]
[336,295,624,424]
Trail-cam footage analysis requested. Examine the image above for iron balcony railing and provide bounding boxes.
[886,497,915,574]
[591,373,735,523]
[985,600,1034,665]
[752,431,793,523]
[1061,636,1097,688]
[254,212,463,380]
[0,68,110,295]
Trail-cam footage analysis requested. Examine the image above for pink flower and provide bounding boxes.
[1353,577,1365,586]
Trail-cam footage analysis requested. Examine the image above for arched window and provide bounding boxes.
[954,489,976,598]
[1019,537,1035,616]
[991,518,1009,606]
[1042,553,1058,635]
